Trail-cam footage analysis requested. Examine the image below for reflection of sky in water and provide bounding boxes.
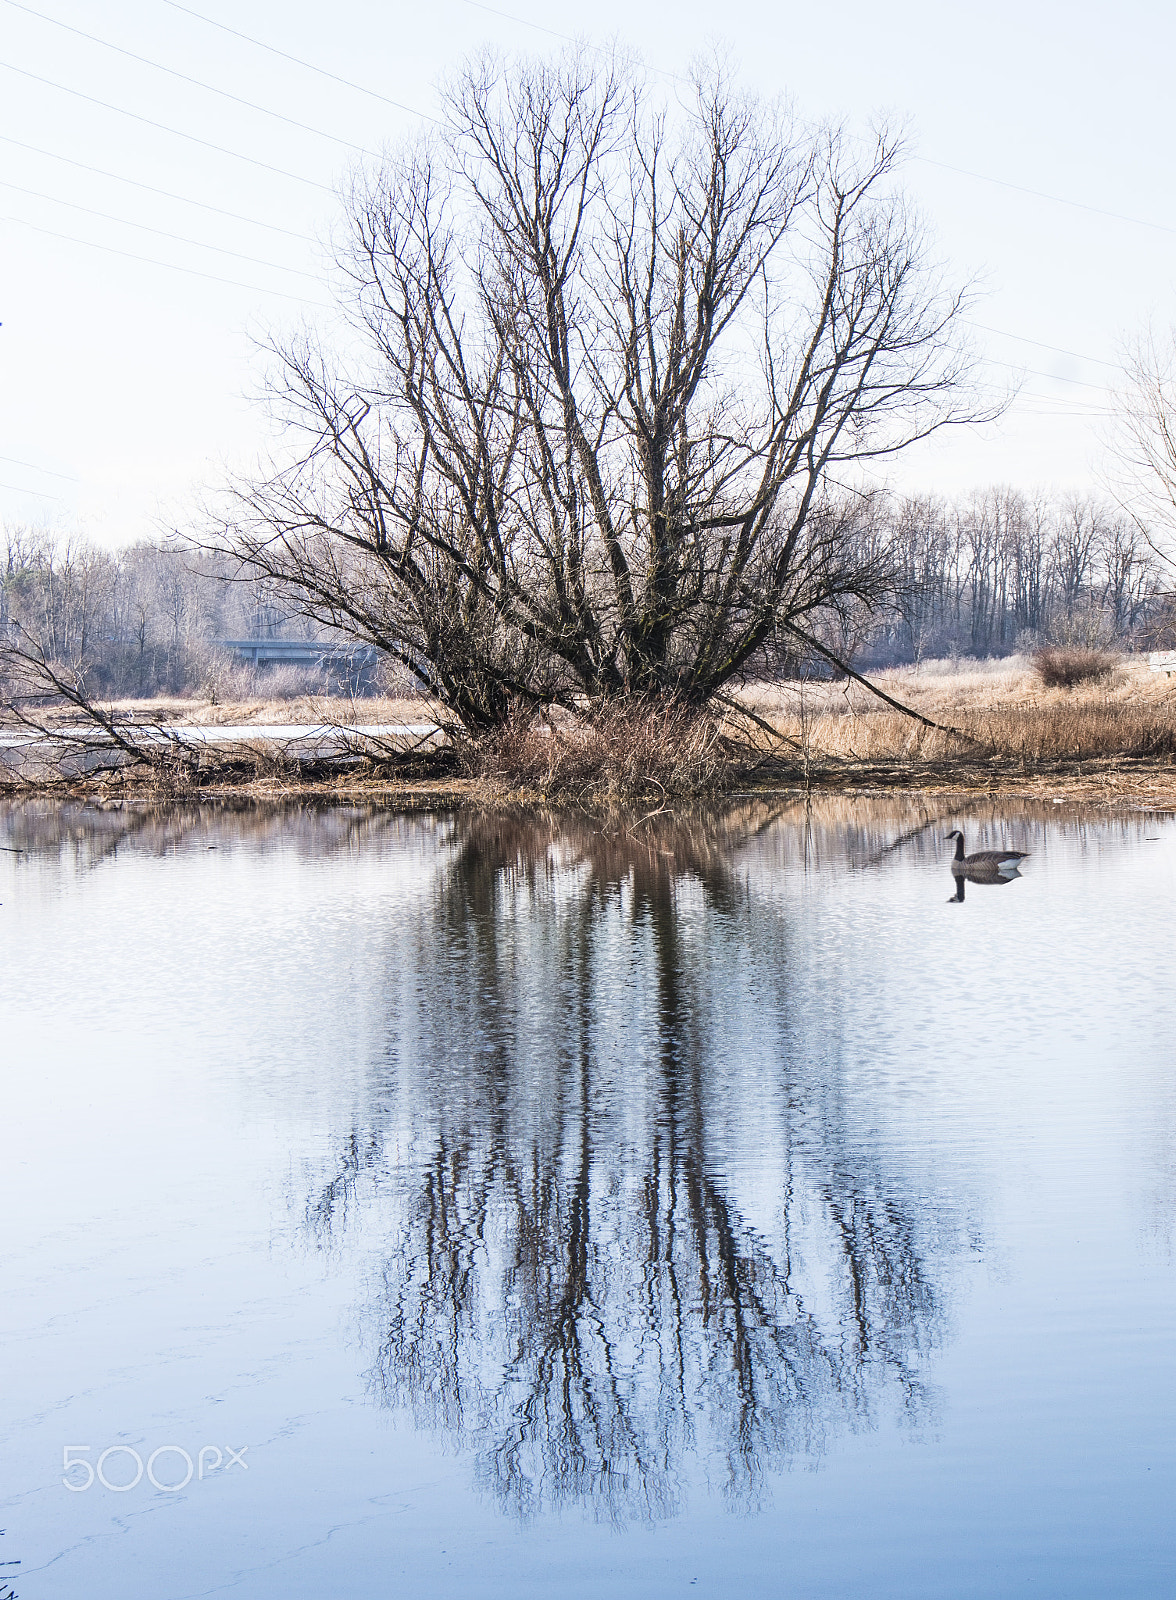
[1,799,1174,1598]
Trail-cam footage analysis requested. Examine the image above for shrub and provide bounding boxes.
[1032,646,1116,689]
[467,701,726,802]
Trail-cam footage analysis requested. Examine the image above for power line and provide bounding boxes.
[1014,391,1114,411]
[993,361,1113,394]
[970,355,1114,396]
[159,0,438,122]
[1015,408,1115,419]
[0,479,64,501]
[0,2,1148,446]
[0,213,331,302]
[0,134,310,240]
[914,155,1176,238]
[4,0,380,158]
[0,60,335,193]
[0,454,78,481]
[967,372,1111,411]
[453,0,1174,242]
[0,178,320,277]
[460,0,579,47]
[457,0,689,83]
[966,320,1122,371]
[992,377,1111,407]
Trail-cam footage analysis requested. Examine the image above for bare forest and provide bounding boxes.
[0,527,343,700]
[853,487,1172,667]
[2,485,1170,706]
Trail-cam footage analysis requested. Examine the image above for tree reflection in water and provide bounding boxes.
[301,807,962,1524]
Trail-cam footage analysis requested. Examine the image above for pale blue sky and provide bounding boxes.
[1,0,1172,544]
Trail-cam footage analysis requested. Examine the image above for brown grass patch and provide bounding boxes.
[737,656,1176,768]
[467,701,726,802]
[1032,646,1116,689]
[6,658,1176,805]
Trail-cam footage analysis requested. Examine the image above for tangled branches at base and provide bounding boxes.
[461,702,735,804]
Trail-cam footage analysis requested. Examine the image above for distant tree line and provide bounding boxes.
[0,527,323,699]
[855,487,1172,667]
[3,486,1169,703]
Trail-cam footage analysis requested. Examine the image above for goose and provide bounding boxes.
[945,829,1029,878]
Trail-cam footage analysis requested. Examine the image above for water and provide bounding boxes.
[1,796,1174,1599]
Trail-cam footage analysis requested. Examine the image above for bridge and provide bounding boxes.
[215,638,383,667]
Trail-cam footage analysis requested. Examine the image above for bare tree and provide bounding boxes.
[1049,494,1099,620]
[1098,514,1156,635]
[1006,491,1050,641]
[210,50,990,729]
[1110,325,1176,573]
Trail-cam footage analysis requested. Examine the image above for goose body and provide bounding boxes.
[945,829,1029,878]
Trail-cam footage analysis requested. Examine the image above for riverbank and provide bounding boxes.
[2,655,1174,808]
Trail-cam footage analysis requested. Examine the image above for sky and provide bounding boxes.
[0,0,1173,548]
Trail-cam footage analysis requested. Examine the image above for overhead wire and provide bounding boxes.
[158,0,438,121]
[914,155,1176,239]
[0,178,320,277]
[0,214,331,302]
[990,362,1113,394]
[3,0,381,158]
[459,0,583,49]
[443,0,1159,408]
[452,0,1175,244]
[0,0,1146,453]
[0,60,335,192]
[6,0,1161,327]
[0,455,78,481]
[0,135,311,240]
[0,479,64,500]
[963,320,1122,371]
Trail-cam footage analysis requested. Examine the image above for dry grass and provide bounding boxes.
[6,656,1175,806]
[467,701,726,802]
[1031,646,1116,689]
[58,658,1176,771]
[738,655,1176,767]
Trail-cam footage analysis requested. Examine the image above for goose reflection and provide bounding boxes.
[303,809,965,1524]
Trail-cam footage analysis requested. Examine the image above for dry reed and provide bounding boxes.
[467,701,726,802]
[738,656,1176,766]
[1031,646,1116,689]
[6,656,1174,802]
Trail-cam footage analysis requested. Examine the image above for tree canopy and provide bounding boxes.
[215,51,990,729]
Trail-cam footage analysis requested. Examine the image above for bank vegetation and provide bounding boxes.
[1,654,1172,808]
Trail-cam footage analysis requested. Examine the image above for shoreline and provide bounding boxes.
[4,656,1174,811]
[4,756,1174,811]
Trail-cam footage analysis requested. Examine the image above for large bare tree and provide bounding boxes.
[213,52,989,728]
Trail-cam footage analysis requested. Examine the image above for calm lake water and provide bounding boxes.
[1,796,1175,1599]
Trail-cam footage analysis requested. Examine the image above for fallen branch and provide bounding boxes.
[0,627,207,785]
[710,690,807,754]
[784,625,983,745]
